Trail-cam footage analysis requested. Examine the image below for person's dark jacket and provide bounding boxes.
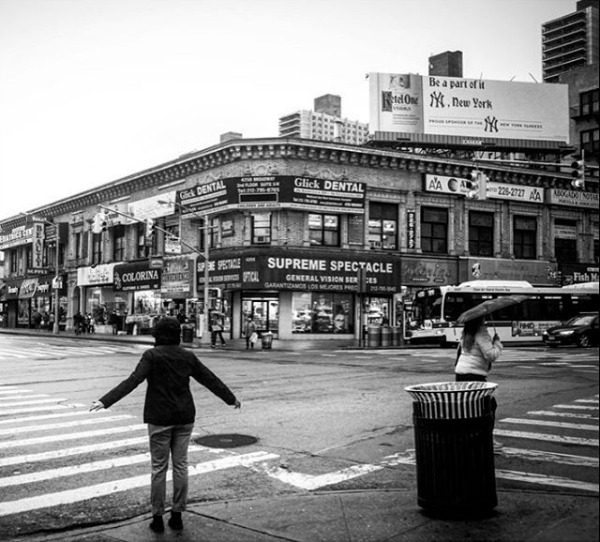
[99,345,237,425]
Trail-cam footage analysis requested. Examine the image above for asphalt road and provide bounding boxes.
[0,335,597,538]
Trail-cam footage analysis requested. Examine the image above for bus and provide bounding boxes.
[407,280,599,346]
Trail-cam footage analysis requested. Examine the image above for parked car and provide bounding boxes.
[542,313,599,348]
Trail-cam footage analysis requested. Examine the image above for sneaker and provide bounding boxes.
[211,345,215,349]
[149,515,164,533]
[168,511,183,531]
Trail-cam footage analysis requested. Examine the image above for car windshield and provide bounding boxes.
[566,315,595,326]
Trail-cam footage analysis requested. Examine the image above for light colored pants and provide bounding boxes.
[148,423,194,515]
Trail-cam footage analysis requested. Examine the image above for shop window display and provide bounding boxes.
[292,292,353,334]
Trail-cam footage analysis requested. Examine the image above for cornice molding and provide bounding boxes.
[1,138,596,228]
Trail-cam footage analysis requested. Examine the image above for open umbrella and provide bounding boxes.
[456,295,530,326]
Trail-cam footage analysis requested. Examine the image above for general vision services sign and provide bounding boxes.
[177,176,366,216]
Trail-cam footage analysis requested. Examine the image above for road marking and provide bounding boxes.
[0,451,279,517]
[0,437,150,467]
[0,409,101,426]
[0,424,146,450]
[494,429,598,447]
[0,389,33,395]
[495,470,598,494]
[258,463,383,491]
[499,418,599,432]
[0,444,207,488]
[0,415,134,436]
[0,398,68,407]
[0,403,85,416]
[576,398,599,404]
[0,394,49,401]
[498,447,598,467]
[554,404,598,411]
[527,410,599,421]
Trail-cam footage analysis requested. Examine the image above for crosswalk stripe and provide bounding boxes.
[0,444,207,488]
[494,429,598,447]
[554,404,598,411]
[0,415,134,436]
[495,469,598,494]
[576,399,599,404]
[0,437,149,467]
[498,447,598,467]
[527,410,599,420]
[0,389,33,395]
[499,418,599,432]
[0,424,146,450]
[0,451,279,517]
[0,398,68,407]
[0,403,84,415]
[0,409,99,426]
[0,394,49,401]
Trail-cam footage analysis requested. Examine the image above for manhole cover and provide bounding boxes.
[194,433,258,448]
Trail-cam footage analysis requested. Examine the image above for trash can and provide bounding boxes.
[380,325,391,347]
[390,326,400,346]
[261,331,273,350]
[405,381,498,517]
[181,324,194,343]
[367,325,381,347]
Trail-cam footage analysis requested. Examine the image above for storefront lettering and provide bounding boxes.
[268,257,393,274]
[121,270,160,283]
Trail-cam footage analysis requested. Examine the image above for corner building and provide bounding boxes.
[0,137,598,343]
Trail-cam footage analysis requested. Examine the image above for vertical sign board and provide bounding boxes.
[406,210,416,249]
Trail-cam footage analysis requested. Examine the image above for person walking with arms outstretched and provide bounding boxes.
[90,317,241,533]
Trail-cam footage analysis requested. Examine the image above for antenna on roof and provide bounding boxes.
[528,73,539,83]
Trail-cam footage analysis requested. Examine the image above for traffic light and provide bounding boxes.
[91,212,107,234]
[100,211,109,232]
[145,218,155,238]
[465,170,487,200]
[570,159,585,189]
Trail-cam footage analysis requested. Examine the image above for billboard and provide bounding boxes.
[369,73,569,143]
[177,176,366,216]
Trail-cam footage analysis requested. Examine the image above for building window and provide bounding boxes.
[469,211,494,257]
[309,214,339,246]
[137,222,149,258]
[75,232,82,260]
[554,219,577,263]
[421,207,447,253]
[252,213,271,244]
[91,233,103,265]
[10,248,17,274]
[513,216,537,259]
[580,128,599,161]
[113,225,126,262]
[368,203,397,250]
[292,292,354,334]
[580,88,599,117]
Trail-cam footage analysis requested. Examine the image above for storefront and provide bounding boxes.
[114,260,162,334]
[76,263,126,333]
[198,249,402,341]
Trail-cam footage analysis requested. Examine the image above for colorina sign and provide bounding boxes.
[113,261,161,291]
[178,176,366,216]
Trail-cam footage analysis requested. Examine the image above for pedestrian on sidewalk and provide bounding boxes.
[89,316,241,533]
[243,315,258,350]
[209,310,226,348]
[454,316,503,450]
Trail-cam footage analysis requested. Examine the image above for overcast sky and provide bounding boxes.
[0,0,576,221]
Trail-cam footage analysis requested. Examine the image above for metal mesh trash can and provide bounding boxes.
[390,326,400,346]
[367,325,381,347]
[380,326,391,347]
[181,324,194,343]
[261,331,273,350]
[405,381,498,517]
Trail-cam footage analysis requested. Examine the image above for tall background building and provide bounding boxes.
[542,0,599,164]
[428,50,463,77]
[279,94,370,145]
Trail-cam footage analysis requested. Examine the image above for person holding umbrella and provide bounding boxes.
[455,315,503,451]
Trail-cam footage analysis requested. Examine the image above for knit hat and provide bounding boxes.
[152,316,181,345]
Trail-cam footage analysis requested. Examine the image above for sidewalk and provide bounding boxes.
[15,488,600,542]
